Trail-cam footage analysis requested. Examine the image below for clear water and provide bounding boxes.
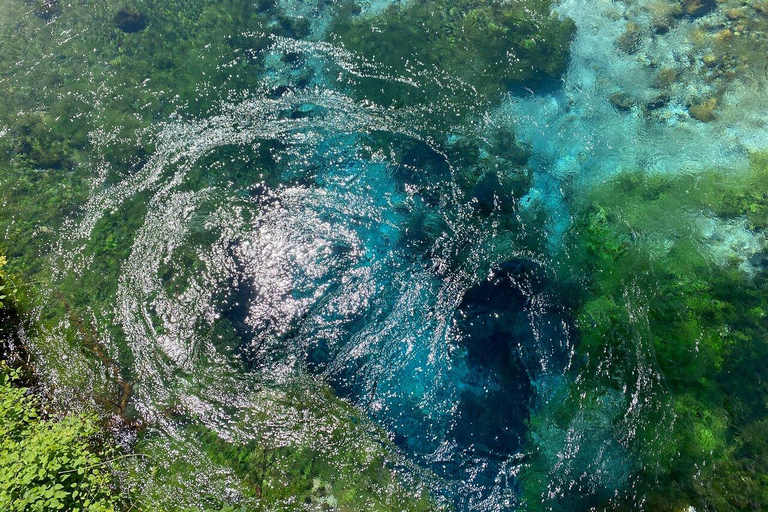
[1,0,767,510]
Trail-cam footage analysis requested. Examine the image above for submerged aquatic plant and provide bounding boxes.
[328,0,575,131]
[1,0,767,509]
[332,0,575,98]
[521,158,768,511]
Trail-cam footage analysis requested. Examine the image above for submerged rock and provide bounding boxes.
[655,67,678,88]
[608,91,636,111]
[680,0,717,17]
[645,0,682,33]
[114,8,147,33]
[689,97,717,121]
[616,22,642,53]
[645,94,670,111]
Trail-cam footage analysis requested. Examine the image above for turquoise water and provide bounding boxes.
[1,0,767,510]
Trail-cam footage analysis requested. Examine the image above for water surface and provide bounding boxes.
[1,0,767,510]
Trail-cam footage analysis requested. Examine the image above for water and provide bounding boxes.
[1,0,767,510]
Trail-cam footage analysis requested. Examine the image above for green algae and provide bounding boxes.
[331,0,574,99]
[521,159,768,511]
[327,0,574,135]
[117,379,443,512]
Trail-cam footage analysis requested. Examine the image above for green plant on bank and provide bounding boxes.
[521,156,768,511]
[0,364,121,512]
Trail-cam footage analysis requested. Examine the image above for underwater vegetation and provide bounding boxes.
[0,0,767,509]
[331,0,574,97]
[520,156,768,511]
[116,379,442,511]
[328,0,575,130]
